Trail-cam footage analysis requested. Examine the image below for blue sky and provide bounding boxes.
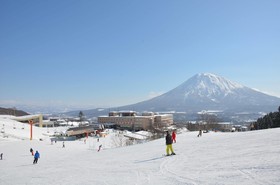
[0,0,280,110]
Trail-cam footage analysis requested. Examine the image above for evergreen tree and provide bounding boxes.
[254,106,280,130]
[78,111,84,126]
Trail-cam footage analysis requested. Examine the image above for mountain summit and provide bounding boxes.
[121,73,280,113]
[177,73,244,100]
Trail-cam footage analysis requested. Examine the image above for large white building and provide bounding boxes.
[98,111,173,130]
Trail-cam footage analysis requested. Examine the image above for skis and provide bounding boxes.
[163,153,176,157]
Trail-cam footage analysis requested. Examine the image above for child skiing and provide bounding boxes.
[172,130,176,143]
[30,148,34,156]
[33,151,40,164]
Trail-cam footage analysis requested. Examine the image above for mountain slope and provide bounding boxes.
[63,73,280,119]
[120,73,280,113]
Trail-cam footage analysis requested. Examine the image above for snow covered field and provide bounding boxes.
[0,116,280,185]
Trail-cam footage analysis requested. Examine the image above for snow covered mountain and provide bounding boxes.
[62,73,280,121]
[120,73,280,113]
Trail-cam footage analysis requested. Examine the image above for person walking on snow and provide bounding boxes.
[172,130,176,143]
[33,151,40,164]
[165,131,175,156]
[197,130,202,137]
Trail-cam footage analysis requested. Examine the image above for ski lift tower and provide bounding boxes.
[28,119,34,140]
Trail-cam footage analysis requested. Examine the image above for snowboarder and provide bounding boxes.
[172,130,176,143]
[165,131,175,156]
[30,148,34,156]
[98,144,102,152]
[33,151,40,164]
[0,153,3,160]
[197,130,202,137]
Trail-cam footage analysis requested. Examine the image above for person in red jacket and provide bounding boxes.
[172,130,176,143]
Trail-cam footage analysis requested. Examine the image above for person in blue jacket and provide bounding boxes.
[33,151,40,164]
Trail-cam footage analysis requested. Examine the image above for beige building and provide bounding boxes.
[98,111,173,130]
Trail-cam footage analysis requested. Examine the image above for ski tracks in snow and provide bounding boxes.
[230,151,279,185]
[233,164,277,185]
[159,154,198,185]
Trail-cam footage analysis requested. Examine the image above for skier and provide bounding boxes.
[33,151,40,164]
[0,153,3,160]
[165,131,175,156]
[30,148,34,156]
[62,142,65,148]
[197,130,202,137]
[98,144,102,152]
[172,130,176,143]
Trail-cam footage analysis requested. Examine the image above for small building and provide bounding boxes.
[66,125,96,137]
[233,125,248,132]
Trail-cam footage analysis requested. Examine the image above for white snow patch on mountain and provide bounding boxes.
[183,73,245,99]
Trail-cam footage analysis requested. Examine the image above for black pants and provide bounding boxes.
[33,158,38,164]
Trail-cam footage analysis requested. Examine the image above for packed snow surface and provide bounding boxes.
[0,117,280,185]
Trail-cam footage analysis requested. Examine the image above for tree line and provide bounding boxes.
[252,106,280,130]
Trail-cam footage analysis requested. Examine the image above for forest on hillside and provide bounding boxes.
[252,106,280,130]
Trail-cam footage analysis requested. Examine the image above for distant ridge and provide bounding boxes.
[0,107,29,116]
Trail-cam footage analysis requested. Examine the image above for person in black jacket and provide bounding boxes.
[30,148,34,156]
[197,130,202,137]
[165,131,175,156]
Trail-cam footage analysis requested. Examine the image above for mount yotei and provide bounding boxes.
[117,73,280,113]
[64,73,280,121]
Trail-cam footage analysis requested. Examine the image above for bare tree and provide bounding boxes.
[111,132,130,147]
[198,113,219,131]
